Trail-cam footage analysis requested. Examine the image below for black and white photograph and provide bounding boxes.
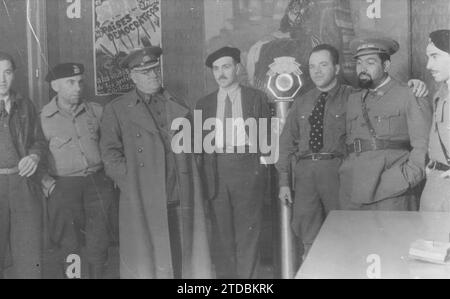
[0,0,450,283]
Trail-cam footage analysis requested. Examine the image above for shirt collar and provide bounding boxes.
[135,87,163,104]
[218,83,240,102]
[372,76,391,92]
[314,81,341,102]
[0,95,10,105]
[43,96,86,118]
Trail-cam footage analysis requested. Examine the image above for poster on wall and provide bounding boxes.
[93,0,162,96]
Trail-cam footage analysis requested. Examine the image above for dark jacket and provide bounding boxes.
[8,91,47,184]
[195,85,271,200]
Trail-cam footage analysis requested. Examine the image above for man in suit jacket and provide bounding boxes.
[196,47,271,279]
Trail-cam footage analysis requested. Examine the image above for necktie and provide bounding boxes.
[0,100,7,118]
[309,92,328,153]
[223,94,233,146]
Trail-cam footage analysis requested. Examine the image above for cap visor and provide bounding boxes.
[131,61,160,71]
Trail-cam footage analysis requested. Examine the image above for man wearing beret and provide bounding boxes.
[0,52,46,278]
[40,63,115,278]
[339,37,432,210]
[100,46,211,279]
[421,29,450,212]
[196,46,271,278]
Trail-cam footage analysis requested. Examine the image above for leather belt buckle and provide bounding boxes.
[353,138,362,153]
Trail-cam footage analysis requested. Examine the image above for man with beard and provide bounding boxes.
[339,37,432,211]
[420,30,450,212]
[100,47,211,278]
[40,63,115,278]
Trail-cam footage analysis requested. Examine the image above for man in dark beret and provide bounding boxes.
[40,62,115,278]
[196,46,271,278]
[0,51,46,278]
[100,47,212,278]
[338,37,432,211]
[421,29,450,212]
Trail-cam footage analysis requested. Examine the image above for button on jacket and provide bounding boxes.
[340,77,432,207]
[40,98,103,177]
[277,83,354,186]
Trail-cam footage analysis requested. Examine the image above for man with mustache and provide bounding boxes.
[195,46,271,278]
[420,30,450,212]
[40,63,115,278]
[339,37,432,210]
[100,47,211,278]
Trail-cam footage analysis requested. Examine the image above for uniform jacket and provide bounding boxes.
[195,85,271,201]
[428,85,450,164]
[100,88,212,279]
[340,78,432,204]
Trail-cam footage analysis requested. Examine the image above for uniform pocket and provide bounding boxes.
[49,136,72,150]
[373,109,405,137]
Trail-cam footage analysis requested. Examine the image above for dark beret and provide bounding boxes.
[205,46,241,68]
[120,46,162,70]
[46,63,84,82]
[429,30,450,54]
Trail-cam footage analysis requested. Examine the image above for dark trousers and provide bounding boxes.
[211,154,265,279]
[293,159,341,250]
[0,174,42,278]
[48,171,114,268]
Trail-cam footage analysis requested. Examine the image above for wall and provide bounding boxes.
[0,0,29,97]
[411,0,450,95]
[350,0,411,82]
[46,0,205,107]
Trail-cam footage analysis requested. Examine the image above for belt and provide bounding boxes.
[297,153,340,161]
[347,138,410,154]
[0,167,19,175]
[428,161,450,172]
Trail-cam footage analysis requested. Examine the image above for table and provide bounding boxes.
[295,211,450,279]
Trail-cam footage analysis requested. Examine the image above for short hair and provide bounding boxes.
[0,51,16,70]
[310,44,340,65]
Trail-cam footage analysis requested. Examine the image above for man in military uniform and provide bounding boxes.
[196,46,270,279]
[339,37,432,210]
[0,52,46,278]
[100,47,211,279]
[40,63,115,278]
[421,30,450,212]
[277,44,353,258]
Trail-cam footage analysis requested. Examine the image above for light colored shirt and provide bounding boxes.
[40,97,103,177]
[0,96,11,113]
[215,84,249,150]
